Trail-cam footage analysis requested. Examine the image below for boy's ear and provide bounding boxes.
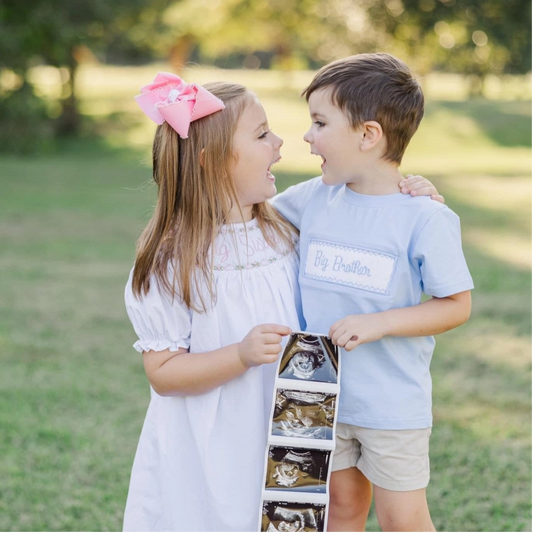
[360,121,383,152]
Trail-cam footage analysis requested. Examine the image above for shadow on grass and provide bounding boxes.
[0,111,147,164]
[424,100,532,148]
[54,131,141,163]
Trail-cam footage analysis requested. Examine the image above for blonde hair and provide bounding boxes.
[132,81,296,311]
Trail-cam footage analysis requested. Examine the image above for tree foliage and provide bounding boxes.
[0,0,529,148]
[162,0,531,76]
[371,0,531,76]
[0,0,172,138]
[162,0,389,69]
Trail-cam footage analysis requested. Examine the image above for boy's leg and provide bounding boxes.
[373,486,435,532]
[327,467,372,532]
[328,423,372,532]
[352,426,433,532]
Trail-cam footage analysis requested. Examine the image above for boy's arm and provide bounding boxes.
[329,290,471,351]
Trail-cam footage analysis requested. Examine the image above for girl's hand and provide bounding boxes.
[399,174,445,204]
[238,324,291,368]
[329,314,387,351]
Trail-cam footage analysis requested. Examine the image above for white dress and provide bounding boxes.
[123,218,302,532]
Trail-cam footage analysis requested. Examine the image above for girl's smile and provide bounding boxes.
[229,97,284,222]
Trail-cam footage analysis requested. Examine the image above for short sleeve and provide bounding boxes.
[271,176,323,230]
[124,268,192,353]
[411,207,474,298]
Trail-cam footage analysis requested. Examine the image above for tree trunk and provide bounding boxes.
[57,48,81,136]
[169,35,195,73]
[468,74,485,98]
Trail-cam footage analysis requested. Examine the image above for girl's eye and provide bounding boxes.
[259,130,269,139]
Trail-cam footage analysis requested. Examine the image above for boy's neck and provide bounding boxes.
[346,161,404,196]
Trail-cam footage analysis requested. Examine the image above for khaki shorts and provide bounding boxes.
[332,423,432,492]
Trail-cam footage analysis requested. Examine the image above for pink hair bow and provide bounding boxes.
[135,72,225,138]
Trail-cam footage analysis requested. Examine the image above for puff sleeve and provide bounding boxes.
[124,268,192,353]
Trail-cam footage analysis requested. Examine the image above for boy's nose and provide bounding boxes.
[303,129,312,143]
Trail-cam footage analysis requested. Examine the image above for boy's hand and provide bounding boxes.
[238,324,291,368]
[399,174,445,204]
[329,314,387,351]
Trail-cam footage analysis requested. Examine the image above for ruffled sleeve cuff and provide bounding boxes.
[125,267,192,354]
[132,339,189,354]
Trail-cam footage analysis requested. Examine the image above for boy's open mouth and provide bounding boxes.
[312,152,326,167]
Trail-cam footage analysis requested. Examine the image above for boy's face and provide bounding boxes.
[303,88,364,186]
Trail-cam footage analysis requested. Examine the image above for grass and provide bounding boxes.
[0,65,531,531]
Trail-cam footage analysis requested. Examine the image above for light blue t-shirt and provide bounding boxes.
[272,177,474,430]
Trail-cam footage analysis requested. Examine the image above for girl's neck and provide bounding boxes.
[227,205,254,224]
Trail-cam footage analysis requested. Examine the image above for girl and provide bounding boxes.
[123,73,441,532]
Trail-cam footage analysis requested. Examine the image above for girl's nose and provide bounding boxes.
[274,132,284,148]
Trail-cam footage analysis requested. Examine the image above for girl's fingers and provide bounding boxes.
[431,194,445,204]
[260,324,291,336]
[399,174,423,186]
[262,333,283,344]
[409,186,438,197]
[263,343,281,354]
[261,352,280,364]
[265,352,279,363]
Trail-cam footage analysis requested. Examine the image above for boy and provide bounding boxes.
[272,53,473,531]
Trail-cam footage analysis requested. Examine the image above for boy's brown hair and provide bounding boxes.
[302,53,424,165]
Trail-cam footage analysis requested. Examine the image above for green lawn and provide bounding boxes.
[0,66,531,531]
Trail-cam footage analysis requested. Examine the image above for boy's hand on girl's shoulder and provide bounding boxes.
[329,313,387,351]
[400,174,445,204]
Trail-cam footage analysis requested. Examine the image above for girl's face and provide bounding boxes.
[229,97,283,222]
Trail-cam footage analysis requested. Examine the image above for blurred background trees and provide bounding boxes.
[0,0,171,149]
[0,0,530,150]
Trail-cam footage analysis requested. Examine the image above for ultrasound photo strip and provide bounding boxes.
[278,334,339,384]
[258,332,341,532]
[271,389,337,441]
[261,499,326,533]
[265,445,332,493]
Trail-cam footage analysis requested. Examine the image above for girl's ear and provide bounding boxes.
[199,148,205,168]
[360,121,383,152]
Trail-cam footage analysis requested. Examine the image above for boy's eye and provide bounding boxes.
[314,121,325,128]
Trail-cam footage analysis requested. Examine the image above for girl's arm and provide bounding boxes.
[143,323,291,396]
[329,290,471,351]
